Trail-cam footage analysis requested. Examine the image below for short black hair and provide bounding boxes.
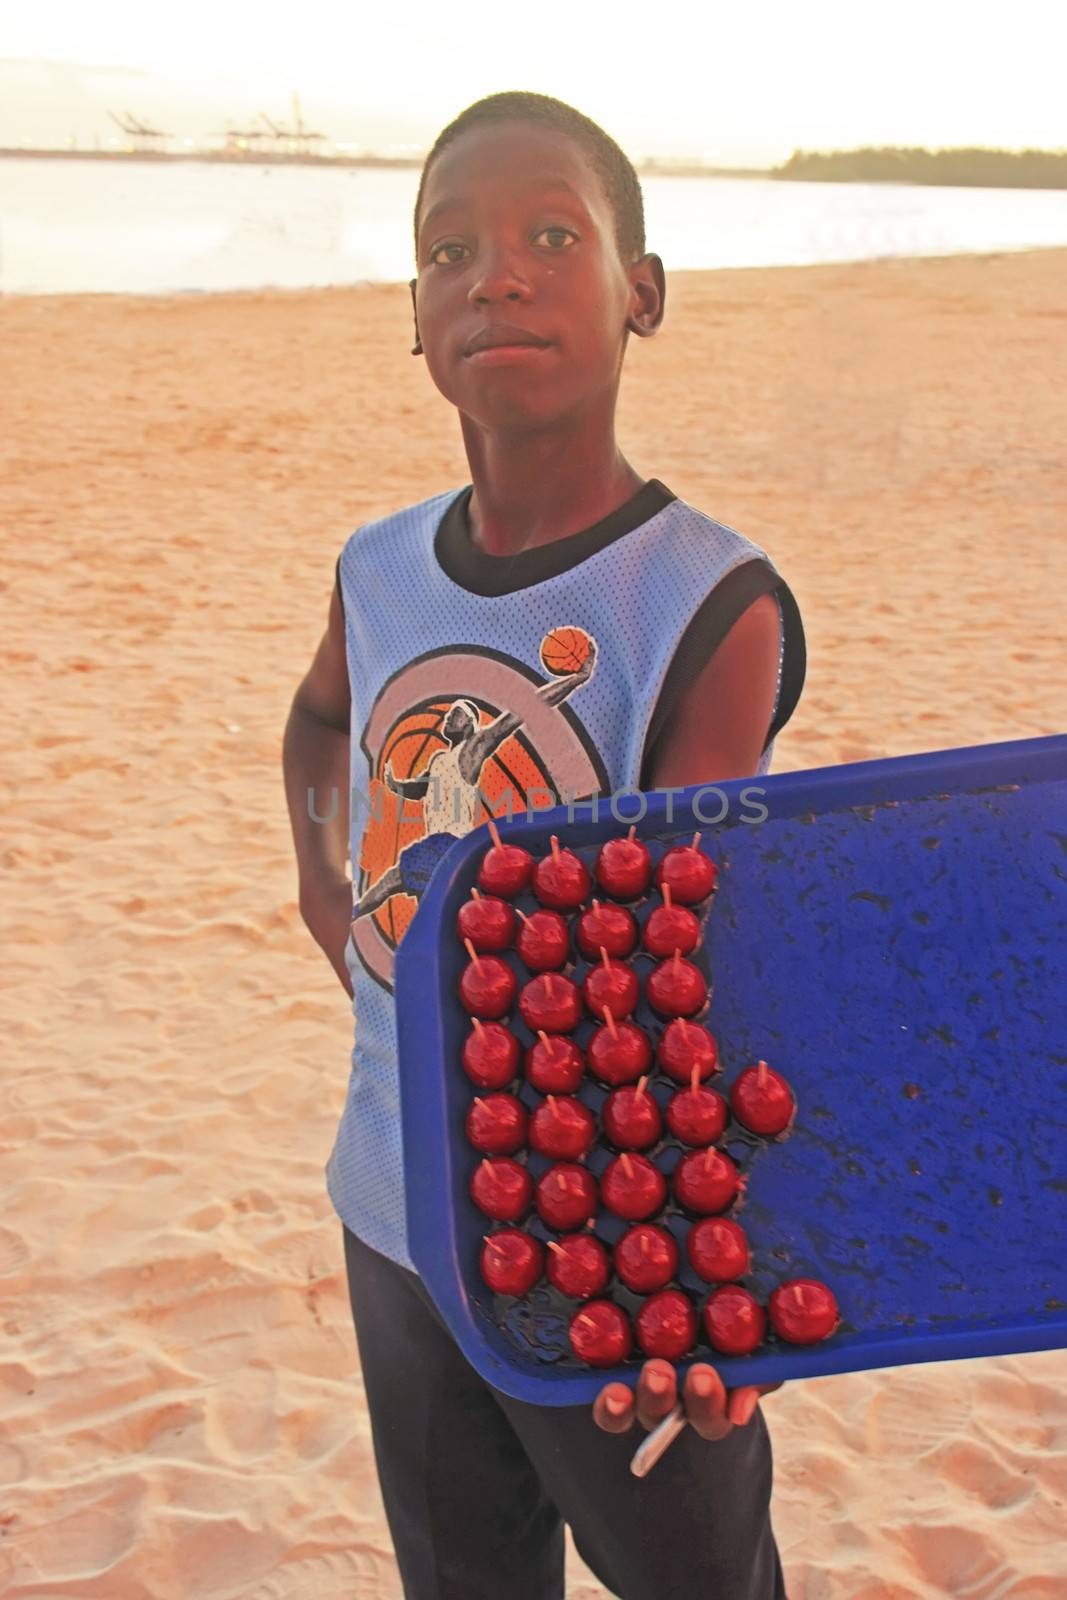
[413,91,646,269]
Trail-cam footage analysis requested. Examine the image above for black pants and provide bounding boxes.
[342,1223,787,1600]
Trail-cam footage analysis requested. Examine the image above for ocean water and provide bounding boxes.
[3,155,1067,295]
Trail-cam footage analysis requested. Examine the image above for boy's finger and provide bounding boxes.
[683,1362,731,1441]
[593,1382,635,1433]
[726,1385,761,1427]
[635,1359,677,1432]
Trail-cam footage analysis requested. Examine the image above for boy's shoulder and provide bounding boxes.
[338,485,466,565]
[644,489,778,574]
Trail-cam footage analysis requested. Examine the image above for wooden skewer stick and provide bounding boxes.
[600,945,612,972]
[472,1016,485,1037]
[548,1094,560,1119]
[691,1063,700,1094]
[601,1004,619,1039]
[547,1240,565,1257]
[487,818,503,850]
[627,824,637,842]
[705,1148,715,1173]
[640,1232,652,1256]
[550,834,562,862]
[575,1313,597,1333]
[662,882,673,908]
[636,1075,648,1098]
[691,831,702,850]
[464,937,484,974]
[757,1060,768,1089]
[621,1153,635,1179]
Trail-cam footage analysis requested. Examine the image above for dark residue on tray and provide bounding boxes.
[849,890,892,913]
[902,1082,922,1100]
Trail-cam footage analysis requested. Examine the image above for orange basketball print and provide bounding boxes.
[540,626,592,676]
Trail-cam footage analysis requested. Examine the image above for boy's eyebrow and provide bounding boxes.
[420,179,589,235]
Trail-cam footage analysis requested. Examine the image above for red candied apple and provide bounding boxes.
[594,823,652,901]
[515,907,570,971]
[602,1075,663,1150]
[673,1147,742,1215]
[731,1060,797,1137]
[465,1093,529,1155]
[582,946,640,1021]
[456,888,516,953]
[586,1008,653,1086]
[686,1217,751,1283]
[470,1157,533,1222]
[459,941,516,1018]
[657,1017,719,1085]
[614,1222,679,1293]
[546,1233,611,1299]
[768,1279,840,1344]
[642,882,702,958]
[636,1287,698,1360]
[525,1030,585,1094]
[476,818,535,899]
[666,1064,728,1146]
[646,950,707,1019]
[576,899,638,961]
[569,1299,632,1367]
[462,1018,520,1089]
[532,834,591,911]
[702,1284,766,1355]
[529,1094,597,1160]
[601,1151,668,1221]
[654,831,718,905]
[480,1229,544,1296]
[519,971,583,1034]
[536,1162,599,1230]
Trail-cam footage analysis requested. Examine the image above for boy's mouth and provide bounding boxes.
[464,323,551,357]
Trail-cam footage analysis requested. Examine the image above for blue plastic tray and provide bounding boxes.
[396,734,1066,1405]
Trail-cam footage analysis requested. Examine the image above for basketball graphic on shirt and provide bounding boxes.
[540,626,592,676]
[359,699,552,952]
[350,635,606,991]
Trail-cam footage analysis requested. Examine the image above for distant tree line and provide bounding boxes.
[770,145,1067,190]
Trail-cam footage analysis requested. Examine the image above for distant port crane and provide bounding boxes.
[107,109,172,151]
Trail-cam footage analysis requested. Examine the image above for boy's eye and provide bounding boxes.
[534,227,577,250]
[428,227,578,267]
[430,242,468,266]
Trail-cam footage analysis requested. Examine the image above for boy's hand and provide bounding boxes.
[301,874,355,999]
[592,1359,784,1441]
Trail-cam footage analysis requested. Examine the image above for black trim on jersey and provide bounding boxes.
[432,477,678,596]
[638,560,807,789]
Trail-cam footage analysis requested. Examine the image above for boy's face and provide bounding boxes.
[411,122,663,431]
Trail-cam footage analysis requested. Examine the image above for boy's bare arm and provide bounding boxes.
[643,592,781,791]
[282,581,353,990]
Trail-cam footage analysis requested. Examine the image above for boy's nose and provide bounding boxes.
[467,251,532,304]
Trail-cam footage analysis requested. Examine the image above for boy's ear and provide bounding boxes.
[409,277,423,356]
[626,253,666,340]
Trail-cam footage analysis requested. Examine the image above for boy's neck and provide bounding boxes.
[462,433,645,558]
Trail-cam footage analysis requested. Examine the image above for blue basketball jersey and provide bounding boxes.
[327,478,805,1270]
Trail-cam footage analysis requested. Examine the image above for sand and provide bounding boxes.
[2,247,1065,1598]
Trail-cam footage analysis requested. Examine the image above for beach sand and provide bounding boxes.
[2,247,1065,1598]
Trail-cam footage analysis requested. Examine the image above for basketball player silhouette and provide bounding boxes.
[352,635,598,922]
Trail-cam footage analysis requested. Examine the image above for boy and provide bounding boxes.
[283,91,805,1600]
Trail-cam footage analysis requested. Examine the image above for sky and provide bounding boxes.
[1,1,1064,165]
